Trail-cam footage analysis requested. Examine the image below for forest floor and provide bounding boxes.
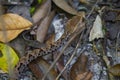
[0,0,120,80]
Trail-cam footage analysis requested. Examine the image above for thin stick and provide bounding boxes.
[42,23,85,80]
[86,0,100,19]
[115,31,120,61]
[55,31,84,80]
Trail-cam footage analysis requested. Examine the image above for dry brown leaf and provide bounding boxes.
[36,11,55,43]
[79,0,90,4]
[0,13,32,42]
[53,0,79,15]
[65,13,85,35]
[76,71,93,80]
[32,0,51,24]
[46,15,84,45]
[0,30,23,43]
[70,54,88,80]
[29,58,58,80]
[108,64,120,76]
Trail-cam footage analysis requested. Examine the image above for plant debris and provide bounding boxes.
[0,0,120,80]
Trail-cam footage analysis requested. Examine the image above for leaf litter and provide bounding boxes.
[0,0,120,80]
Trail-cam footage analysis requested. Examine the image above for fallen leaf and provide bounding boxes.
[108,64,120,76]
[76,71,93,80]
[79,0,90,5]
[70,54,88,80]
[46,14,84,44]
[66,14,84,34]
[53,0,79,15]
[29,58,58,80]
[32,0,51,24]
[0,13,32,42]
[0,13,32,30]
[36,11,55,43]
[89,15,104,41]
[0,42,19,73]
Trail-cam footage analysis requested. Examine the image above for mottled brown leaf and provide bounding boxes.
[65,14,85,38]
[66,15,83,34]
[70,54,88,80]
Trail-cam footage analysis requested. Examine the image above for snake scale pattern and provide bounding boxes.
[14,16,84,79]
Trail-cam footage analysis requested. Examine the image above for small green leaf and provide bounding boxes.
[0,42,19,73]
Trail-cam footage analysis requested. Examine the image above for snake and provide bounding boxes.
[14,15,84,79]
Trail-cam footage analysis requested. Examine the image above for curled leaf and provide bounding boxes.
[0,42,19,73]
[36,11,55,43]
[53,0,79,15]
[32,0,51,24]
[89,15,104,41]
[0,13,32,42]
